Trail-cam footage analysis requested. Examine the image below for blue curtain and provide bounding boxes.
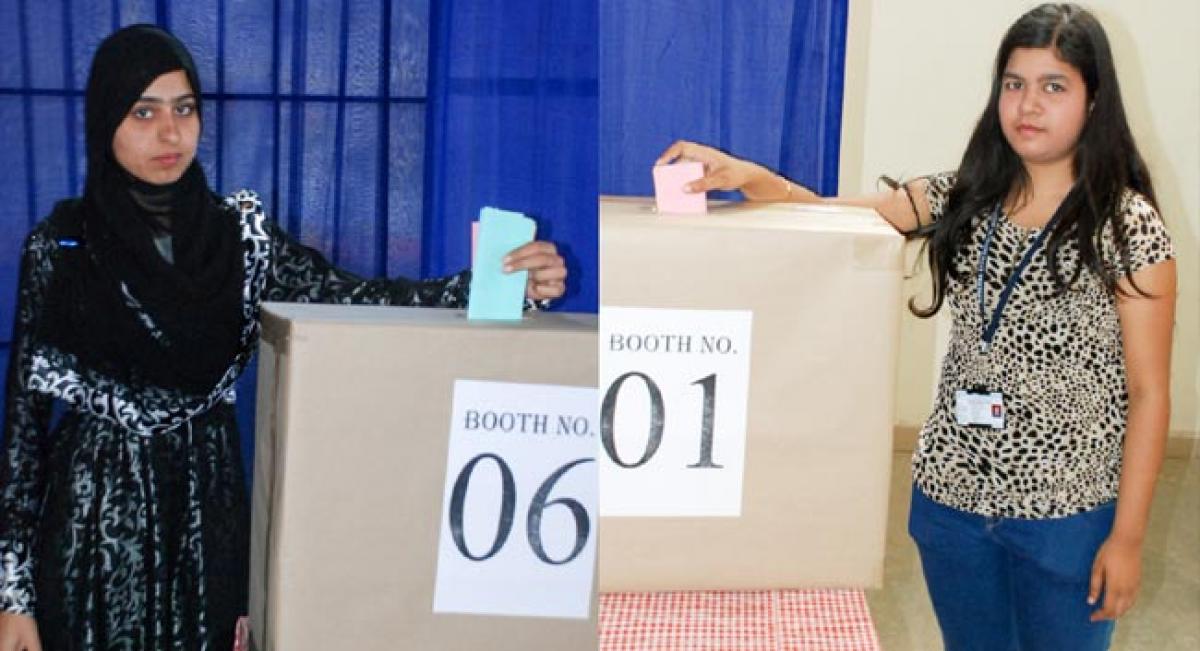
[423,0,597,312]
[600,0,847,197]
[0,0,598,474]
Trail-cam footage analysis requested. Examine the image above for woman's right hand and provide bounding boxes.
[655,140,790,200]
[657,140,932,234]
[0,613,41,651]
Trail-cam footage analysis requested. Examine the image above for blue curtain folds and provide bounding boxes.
[600,0,847,198]
[0,0,599,470]
[423,0,598,312]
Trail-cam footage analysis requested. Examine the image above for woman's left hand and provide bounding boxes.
[505,240,567,301]
[1088,534,1143,621]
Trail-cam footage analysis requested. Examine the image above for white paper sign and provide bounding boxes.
[599,306,753,516]
[433,380,597,619]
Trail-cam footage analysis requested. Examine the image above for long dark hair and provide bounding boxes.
[911,3,1156,317]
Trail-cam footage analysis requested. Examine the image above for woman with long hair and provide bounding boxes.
[658,4,1175,648]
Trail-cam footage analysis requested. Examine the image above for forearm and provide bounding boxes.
[1111,393,1170,544]
[740,165,922,232]
[665,140,918,222]
[740,164,815,202]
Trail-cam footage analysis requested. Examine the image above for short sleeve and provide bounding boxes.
[922,171,957,222]
[1102,191,1176,275]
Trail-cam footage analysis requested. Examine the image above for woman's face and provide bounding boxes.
[111,70,199,185]
[998,46,1089,168]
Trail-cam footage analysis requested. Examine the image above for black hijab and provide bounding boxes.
[43,24,244,396]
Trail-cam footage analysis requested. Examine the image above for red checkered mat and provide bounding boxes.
[599,590,881,651]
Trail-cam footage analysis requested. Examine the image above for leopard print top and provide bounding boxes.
[912,172,1176,518]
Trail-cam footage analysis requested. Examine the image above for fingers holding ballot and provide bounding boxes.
[656,140,801,203]
[655,140,761,194]
[505,240,567,301]
[469,208,566,320]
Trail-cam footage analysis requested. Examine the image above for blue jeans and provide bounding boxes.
[908,484,1117,651]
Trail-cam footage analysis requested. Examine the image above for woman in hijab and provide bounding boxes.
[0,24,566,650]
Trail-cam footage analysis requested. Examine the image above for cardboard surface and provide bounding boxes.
[598,196,904,591]
[250,305,598,650]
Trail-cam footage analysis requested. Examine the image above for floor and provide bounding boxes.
[866,453,1200,650]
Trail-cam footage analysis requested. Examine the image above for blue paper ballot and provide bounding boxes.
[467,207,536,321]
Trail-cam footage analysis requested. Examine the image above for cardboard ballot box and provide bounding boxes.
[598,196,904,591]
[250,304,598,650]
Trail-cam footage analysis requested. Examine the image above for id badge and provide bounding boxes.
[954,389,1004,429]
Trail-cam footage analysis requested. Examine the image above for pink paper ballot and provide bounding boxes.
[653,162,707,214]
[470,221,479,264]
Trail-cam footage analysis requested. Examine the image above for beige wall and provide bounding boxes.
[840,1,1199,440]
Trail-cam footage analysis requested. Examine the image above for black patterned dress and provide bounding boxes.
[0,190,470,649]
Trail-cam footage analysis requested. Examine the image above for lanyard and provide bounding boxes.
[976,203,1063,353]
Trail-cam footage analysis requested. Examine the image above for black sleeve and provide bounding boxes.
[262,220,471,307]
[0,228,56,615]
